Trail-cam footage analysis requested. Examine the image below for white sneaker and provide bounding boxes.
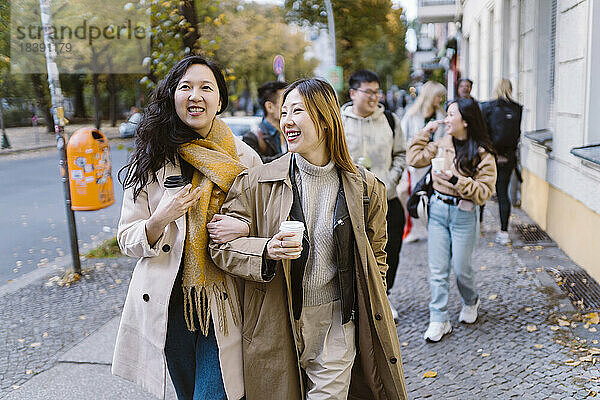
[388,297,400,326]
[423,321,452,342]
[390,304,400,326]
[459,298,480,324]
[495,230,511,245]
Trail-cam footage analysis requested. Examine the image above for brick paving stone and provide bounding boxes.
[0,257,133,397]
[390,201,600,399]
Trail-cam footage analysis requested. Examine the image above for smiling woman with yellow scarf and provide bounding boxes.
[112,56,261,400]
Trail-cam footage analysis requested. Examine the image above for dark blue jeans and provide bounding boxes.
[165,274,227,400]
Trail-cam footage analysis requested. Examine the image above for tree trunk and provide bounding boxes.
[108,74,117,127]
[31,74,54,133]
[180,0,200,52]
[93,73,101,129]
[73,74,86,118]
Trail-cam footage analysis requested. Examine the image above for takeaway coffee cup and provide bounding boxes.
[164,175,189,196]
[279,221,304,256]
[431,157,445,173]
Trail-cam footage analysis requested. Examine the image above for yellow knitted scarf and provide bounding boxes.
[178,117,245,335]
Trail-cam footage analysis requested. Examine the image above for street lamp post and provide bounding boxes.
[39,0,81,274]
[324,0,336,66]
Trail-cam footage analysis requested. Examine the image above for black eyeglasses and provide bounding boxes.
[354,88,383,98]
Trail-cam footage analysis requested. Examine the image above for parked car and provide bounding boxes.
[220,116,261,137]
[119,108,143,138]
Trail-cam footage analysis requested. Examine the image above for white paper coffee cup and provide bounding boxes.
[431,157,445,173]
[279,221,304,256]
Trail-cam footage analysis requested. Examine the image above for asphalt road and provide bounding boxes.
[0,146,130,283]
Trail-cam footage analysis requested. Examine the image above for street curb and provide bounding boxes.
[0,255,71,298]
[0,144,56,155]
[0,137,133,157]
[0,235,122,298]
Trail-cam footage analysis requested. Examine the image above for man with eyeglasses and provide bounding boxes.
[341,70,406,325]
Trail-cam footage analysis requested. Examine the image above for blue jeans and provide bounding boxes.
[427,194,479,323]
[165,269,227,400]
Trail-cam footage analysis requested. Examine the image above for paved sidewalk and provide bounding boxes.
[1,201,599,399]
[391,203,600,399]
[0,256,177,400]
[0,122,123,155]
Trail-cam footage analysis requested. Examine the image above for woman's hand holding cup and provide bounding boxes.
[266,231,303,260]
[146,184,202,246]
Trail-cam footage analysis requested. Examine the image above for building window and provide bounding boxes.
[587,0,600,144]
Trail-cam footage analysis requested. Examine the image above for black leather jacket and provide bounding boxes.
[288,157,357,325]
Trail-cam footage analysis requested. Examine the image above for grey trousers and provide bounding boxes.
[294,300,356,399]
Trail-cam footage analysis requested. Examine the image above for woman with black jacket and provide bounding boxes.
[480,79,523,245]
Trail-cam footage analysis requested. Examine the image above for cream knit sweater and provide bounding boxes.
[295,154,340,306]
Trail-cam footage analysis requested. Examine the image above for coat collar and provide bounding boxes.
[257,152,293,183]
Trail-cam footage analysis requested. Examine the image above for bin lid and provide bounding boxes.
[67,128,107,150]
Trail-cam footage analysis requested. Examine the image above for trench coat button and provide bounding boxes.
[222,292,228,300]
[162,244,171,252]
[142,293,150,302]
[375,313,382,320]
[390,357,397,364]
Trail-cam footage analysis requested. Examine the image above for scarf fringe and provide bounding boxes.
[183,281,241,336]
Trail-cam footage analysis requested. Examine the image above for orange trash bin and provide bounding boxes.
[66,128,115,211]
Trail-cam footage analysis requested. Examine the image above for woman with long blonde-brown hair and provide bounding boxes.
[398,81,447,242]
[208,78,408,399]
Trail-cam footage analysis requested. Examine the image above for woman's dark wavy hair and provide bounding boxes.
[119,56,228,200]
[447,98,496,176]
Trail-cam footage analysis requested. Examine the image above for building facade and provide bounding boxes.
[459,0,600,281]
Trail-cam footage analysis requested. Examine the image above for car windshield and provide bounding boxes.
[227,124,252,136]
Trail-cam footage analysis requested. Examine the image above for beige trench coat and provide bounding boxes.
[112,135,261,399]
[209,153,408,400]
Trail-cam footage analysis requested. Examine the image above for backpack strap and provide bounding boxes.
[383,109,396,138]
[357,166,370,228]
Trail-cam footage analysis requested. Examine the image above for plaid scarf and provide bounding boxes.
[178,118,245,335]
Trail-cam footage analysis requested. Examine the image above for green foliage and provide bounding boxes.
[0,0,10,90]
[85,237,122,258]
[284,0,409,90]
[207,1,318,100]
[144,0,225,86]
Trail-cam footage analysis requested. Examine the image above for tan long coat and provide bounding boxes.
[112,136,261,400]
[209,153,408,400]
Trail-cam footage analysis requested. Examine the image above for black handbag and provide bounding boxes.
[407,167,433,221]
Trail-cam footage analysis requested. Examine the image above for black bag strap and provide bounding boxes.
[384,109,395,137]
[357,166,370,228]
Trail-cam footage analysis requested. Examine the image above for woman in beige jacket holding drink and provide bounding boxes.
[209,78,407,399]
[407,97,496,343]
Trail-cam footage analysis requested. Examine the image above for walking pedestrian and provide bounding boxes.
[340,70,407,323]
[407,98,497,342]
[209,78,408,400]
[457,78,475,100]
[480,79,523,245]
[399,81,446,242]
[112,55,261,400]
[241,80,288,163]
